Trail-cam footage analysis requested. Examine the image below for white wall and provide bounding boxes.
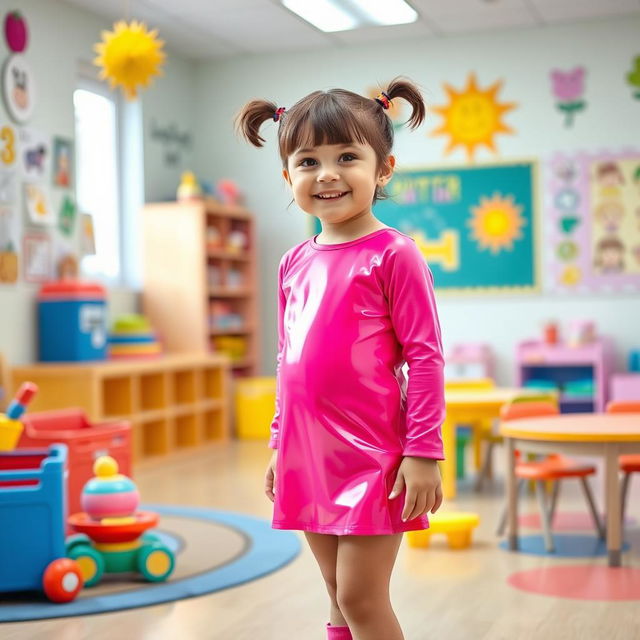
[192,17,640,383]
[0,0,196,365]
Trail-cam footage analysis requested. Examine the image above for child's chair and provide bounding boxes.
[496,400,604,553]
[606,401,640,525]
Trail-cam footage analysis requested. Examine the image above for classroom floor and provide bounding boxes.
[3,440,640,640]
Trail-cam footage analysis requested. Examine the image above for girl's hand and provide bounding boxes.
[264,450,278,502]
[388,457,443,521]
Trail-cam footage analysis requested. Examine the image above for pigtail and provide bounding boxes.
[385,77,426,130]
[235,99,280,148]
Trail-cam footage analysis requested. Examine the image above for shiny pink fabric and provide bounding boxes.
[270,228,445,535]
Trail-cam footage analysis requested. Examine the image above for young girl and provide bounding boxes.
[236,78,445,640]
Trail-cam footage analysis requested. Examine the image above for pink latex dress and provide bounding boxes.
[269,228,445,535]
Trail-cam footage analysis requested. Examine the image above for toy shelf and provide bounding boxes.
[10,354,231,463]
[516,338,614,413]
[142,199,260,378]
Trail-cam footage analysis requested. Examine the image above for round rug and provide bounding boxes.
[508,565,640,601]
[0,505,300,622]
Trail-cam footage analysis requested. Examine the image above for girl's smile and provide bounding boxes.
[283,142,393,225]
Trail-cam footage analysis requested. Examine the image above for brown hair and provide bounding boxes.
[235,77,426,202]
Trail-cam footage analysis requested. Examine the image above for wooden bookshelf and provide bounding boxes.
[10,353,231,462]
[141,198,260,377]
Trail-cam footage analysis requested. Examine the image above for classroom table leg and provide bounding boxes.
[604,444,622,567]
[506,437,519,550]
[472,421,483,471]
[441,413,456,500]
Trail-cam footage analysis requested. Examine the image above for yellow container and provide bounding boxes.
[234,377,276,440]
[0,415,24,451]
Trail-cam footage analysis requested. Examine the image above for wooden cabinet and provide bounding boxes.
[142,198,260,377]
[10,354,231,462]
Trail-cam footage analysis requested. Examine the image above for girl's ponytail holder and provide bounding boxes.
[273,107,286,122]
[375,91,391,110]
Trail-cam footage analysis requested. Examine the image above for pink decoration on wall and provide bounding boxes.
[550,67,586,127]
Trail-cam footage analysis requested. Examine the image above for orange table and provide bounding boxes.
[500,412,640,567]
[442,388,541,499]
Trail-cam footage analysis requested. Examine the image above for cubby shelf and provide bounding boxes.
[10,354,231,463]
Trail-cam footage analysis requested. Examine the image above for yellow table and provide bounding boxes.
[442,388,540,499]
[500,412,640,567]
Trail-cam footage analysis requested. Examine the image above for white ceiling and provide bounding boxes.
[61,0,640,60]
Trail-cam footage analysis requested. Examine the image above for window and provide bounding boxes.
[74,82,121,283]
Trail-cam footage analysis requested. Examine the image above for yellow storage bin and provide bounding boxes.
[0,415,24,451]
[234,377,276,440]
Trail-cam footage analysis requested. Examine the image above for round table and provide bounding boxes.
[500,412,640,567]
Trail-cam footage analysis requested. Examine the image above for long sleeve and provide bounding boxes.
[384,239,445,459]
[268,255,288,449]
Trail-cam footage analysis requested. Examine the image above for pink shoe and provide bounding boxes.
[326,622,353,640]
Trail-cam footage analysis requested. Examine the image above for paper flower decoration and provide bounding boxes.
[94,20,165,100]
[626,55,640,100]
[550,67,586,127]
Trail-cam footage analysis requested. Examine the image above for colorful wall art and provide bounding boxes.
[547,150,640,293]
[430,73,517,162]
[550,67,587,127]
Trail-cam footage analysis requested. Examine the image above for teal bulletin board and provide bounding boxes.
[312,161,539,293]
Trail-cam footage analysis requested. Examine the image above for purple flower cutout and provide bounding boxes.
[550,67,587,127]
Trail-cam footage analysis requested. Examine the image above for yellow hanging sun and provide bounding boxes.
[431,73,517,162]
[468,192,526,254]
[94,20,165,100]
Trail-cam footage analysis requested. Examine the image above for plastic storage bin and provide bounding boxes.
[38,280,107,362]
[234,377,276,439]
[18,409,131,517]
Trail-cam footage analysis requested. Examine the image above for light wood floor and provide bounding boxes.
[3,440,640,640]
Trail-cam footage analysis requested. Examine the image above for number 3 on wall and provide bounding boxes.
[0,126,16,166]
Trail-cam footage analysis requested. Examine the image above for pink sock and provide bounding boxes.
[326,622,353,640]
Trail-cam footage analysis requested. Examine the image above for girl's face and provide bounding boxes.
[283,142,394,224]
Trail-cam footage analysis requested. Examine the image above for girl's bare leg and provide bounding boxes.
[336,533,404,640]
[305,532,349,628]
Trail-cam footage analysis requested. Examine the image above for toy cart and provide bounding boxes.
[0,445,83,602]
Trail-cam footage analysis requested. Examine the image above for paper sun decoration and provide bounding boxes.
[94,20,165,100]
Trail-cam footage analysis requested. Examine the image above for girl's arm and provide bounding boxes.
[384,238,445,460]
[268,256,288,449]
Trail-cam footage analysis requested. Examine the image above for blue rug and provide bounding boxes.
[0,505,301,622]
[499,534,630,557]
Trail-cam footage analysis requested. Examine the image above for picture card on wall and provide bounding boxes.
[58,193,76,236]
[0,205,20,284]
[23,232,51,282]
[19,127,49,180]
[24,182,53,225]
[0,123,19,169]
[52,136,73,187]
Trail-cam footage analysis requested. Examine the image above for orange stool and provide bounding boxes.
[606,401,640,524]
[497,400,604,552]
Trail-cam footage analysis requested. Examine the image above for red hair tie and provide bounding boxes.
[375,91,391,110]
[273,107,286,122]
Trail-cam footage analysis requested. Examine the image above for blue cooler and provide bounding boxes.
[38,281,108,362]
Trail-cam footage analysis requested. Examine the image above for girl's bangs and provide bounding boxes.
[280,103,375,160]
